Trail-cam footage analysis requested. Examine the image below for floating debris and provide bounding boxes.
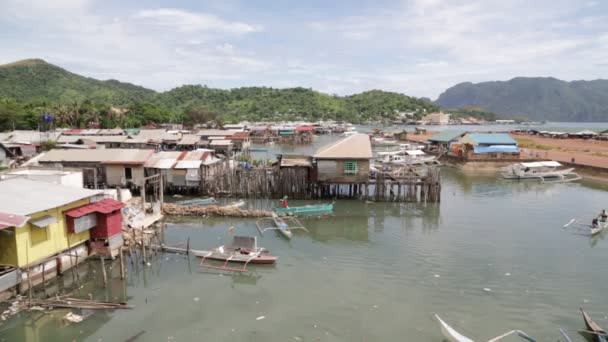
[483,288,492,292]
[256,315,266,321]
[63,312,84,323]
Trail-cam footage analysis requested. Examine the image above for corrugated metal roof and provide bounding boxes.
[314,134,372,159]
[0,212,30,230]
[58,135,127,143]
[466,133,517,145]
[65,198,124,218]
[428,130,467,143]
[30,215,59,228]
[178,134,200,145]
[195,129,239,136]
[174,160,202,169]
[280,156,312,167]
[210,140,233,146]
[39,149,153,164]
[0,178,102,216]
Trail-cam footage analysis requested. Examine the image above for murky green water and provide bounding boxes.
[4,127,608,341]
[2,168,608,341]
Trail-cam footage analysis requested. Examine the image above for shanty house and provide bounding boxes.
[457,133,520,159]
[0,142,15,168]
[427,130,467,152]
[0,179,103,270]
[313,134,372,183]
[38,149,153,189]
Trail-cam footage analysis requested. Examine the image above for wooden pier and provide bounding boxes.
[200,164,441,203]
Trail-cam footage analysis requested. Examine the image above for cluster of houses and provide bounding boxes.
[409,130,521,160]
[511,127,608,140]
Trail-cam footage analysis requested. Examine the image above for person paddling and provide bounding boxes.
[281,196,289,209]
[601,210,607,222]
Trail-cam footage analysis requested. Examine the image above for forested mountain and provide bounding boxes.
[0,59,155,105]
[436,77,608,122]
[0,59,438,130]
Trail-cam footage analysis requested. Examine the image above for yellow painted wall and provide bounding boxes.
[0,228,18,266]
[12,198,91,268]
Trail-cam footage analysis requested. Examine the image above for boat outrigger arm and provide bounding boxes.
[199,247,261,273]
[256,216,309,235]
[435,315,536,342]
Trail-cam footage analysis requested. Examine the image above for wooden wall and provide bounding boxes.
[316,159,370,183]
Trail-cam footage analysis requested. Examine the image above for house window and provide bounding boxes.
[125,167,133,180]
[30,226,48,245]
[344,161,358,175]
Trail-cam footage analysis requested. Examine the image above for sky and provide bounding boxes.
[1,0,607,99]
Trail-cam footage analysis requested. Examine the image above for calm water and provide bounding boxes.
[2,128,608,341]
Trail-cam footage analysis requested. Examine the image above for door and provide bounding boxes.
[125,167,133,180]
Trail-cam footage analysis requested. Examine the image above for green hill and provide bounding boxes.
[0,59,438,129]
[0,59,156,105]
[436,77,608,122]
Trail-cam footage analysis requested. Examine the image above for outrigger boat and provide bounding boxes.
[176,197,217,206]
[581,308,608,342]
[195,236,277,272]
[256,213,308,239]
[274,202,334,216]
[435,315,536,342]
[221,200,246,209]
[500,161,581,183]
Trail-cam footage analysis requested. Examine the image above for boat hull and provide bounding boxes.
[581,308,608,342]
[193,251,277,264]
[274,203,334,216]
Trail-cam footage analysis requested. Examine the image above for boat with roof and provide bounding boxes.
[500,161,581,182]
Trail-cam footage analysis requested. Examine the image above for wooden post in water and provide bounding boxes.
[186,237,190,256]
[119,247,126,279]
[100,257,108,288]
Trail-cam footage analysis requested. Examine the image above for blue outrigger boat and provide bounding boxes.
[273,202,334,216]
[176,197,218,206]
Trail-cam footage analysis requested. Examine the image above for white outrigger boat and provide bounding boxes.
[435,315,536,342]
[500,161,581,183]
[378,149,441,166]
[256,213,308,239]
[591,220,608,236]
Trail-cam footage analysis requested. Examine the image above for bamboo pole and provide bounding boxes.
[100,257,108,288]
[119,247,126,279]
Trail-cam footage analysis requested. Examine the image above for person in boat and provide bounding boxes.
[601,210,607,222]
[592,218,599,228]
[281,196,289,209]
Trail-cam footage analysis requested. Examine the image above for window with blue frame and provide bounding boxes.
[344,161,358,174]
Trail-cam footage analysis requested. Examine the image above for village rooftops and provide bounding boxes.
[195,129,239,137]
[0,178,103,216]
[39,149,154,165]
[464,133,517,145]
[428,130,468,143]
[313,134,373,159]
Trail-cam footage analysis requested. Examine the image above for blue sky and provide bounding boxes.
[1,0,607,98]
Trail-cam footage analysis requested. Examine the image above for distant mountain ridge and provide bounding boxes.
[435,77,608,122]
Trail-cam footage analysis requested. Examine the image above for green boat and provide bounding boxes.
[274,202,334,216]
[176,197,217,206]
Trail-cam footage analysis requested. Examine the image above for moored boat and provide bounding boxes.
[274,202,334,216]
[581,308,608,342]
[500,161,581,183]
[176,197,217,206]
[195,236,277,272]
[434,314,536,342]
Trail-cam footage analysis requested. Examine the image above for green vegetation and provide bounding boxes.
[447,106,502,121]
[0,59,439,130]
[436,77,608,122]
[514,137,553,150]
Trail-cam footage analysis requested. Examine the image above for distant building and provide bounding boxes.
[421,112,451,125]
[454,133,520,159]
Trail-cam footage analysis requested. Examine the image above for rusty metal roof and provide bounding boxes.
[65,198,124,218]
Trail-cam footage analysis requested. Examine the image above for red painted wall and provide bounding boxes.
[90,211,122,239]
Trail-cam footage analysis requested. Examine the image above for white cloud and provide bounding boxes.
[134,8,261,34]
